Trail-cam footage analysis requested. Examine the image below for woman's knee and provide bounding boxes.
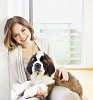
[49,86,81,100]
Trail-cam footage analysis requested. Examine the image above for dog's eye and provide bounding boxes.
[40,56,45,61]
[31,57,36,61]
[41,59,47,64]
[31,58,34,61]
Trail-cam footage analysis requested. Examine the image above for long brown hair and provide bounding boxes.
[4,16,34,51]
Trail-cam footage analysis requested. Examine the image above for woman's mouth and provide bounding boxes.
[21,36,28,42]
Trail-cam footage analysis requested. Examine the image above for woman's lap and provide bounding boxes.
[18,86,81,100]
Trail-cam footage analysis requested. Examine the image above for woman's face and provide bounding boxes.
[11,23,31,46]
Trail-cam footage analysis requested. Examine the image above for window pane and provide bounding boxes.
[33,0,83,65]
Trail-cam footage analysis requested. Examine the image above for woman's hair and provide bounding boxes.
[4,16,34,51]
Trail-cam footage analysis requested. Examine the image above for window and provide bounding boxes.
[30,0,83,66]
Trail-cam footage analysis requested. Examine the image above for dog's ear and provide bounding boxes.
[26,54,36,74]
[26,62,32,74]
[47,63,55,76]
[44,54,55,76]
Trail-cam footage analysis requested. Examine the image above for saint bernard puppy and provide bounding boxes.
[15,51,83,100]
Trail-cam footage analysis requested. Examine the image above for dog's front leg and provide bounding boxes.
[23,85,38,99]
[15,81,34,96]
[23,83,48,99]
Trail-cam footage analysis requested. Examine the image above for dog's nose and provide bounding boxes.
[34,63,41,71]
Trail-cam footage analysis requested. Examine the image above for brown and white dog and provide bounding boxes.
[15,51,83,99]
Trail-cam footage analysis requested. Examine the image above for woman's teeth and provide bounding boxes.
[21,38,26,42]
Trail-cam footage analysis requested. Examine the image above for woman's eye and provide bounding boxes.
[13,34,18,37]
[21,29,25,32]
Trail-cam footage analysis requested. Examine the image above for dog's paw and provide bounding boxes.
[23,89,30,99]
[38,83,48,97]
[23,87,37,99]
[16,81,33,96]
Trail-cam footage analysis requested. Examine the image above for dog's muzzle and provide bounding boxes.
[32,60,44,73]
[34,63,41,71]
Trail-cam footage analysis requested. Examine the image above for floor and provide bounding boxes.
[68,70,93,100]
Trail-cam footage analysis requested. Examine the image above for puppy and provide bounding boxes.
[15,51,83,99]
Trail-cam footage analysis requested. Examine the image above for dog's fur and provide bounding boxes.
[15,51,83,99]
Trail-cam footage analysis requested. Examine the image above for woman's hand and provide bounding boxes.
[58,66,69,81]
[36,87,45,97]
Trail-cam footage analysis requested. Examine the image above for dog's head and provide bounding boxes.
[27,51,55,77]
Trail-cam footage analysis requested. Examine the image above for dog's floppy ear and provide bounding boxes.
[26,54,36,74]
[45,54,55,76]
[26,62,32,74]
[47,63,55,77]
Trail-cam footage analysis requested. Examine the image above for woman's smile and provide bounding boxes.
[21,35,28,42]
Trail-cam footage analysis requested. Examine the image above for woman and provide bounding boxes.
[4,16,81,100]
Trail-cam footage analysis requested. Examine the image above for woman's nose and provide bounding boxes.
[19,32,25,39]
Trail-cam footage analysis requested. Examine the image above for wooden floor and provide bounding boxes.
[68,70,93,100]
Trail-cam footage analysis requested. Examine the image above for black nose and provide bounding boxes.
[34,63,41,71]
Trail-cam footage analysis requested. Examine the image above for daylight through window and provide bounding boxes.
[31,0,83,66]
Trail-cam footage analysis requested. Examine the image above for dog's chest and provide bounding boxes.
[31,75,55,85]
[42,76,55,85]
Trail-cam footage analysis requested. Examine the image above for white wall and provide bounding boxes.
[0,0,8,43]
[84,0,93,68]
[0,0,10,99]
[0,0,7,20]
[7,0,29,21]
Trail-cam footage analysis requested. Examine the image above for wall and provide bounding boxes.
[7,0,29,21]
[0,0,10,99]
[0,0,8,42]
